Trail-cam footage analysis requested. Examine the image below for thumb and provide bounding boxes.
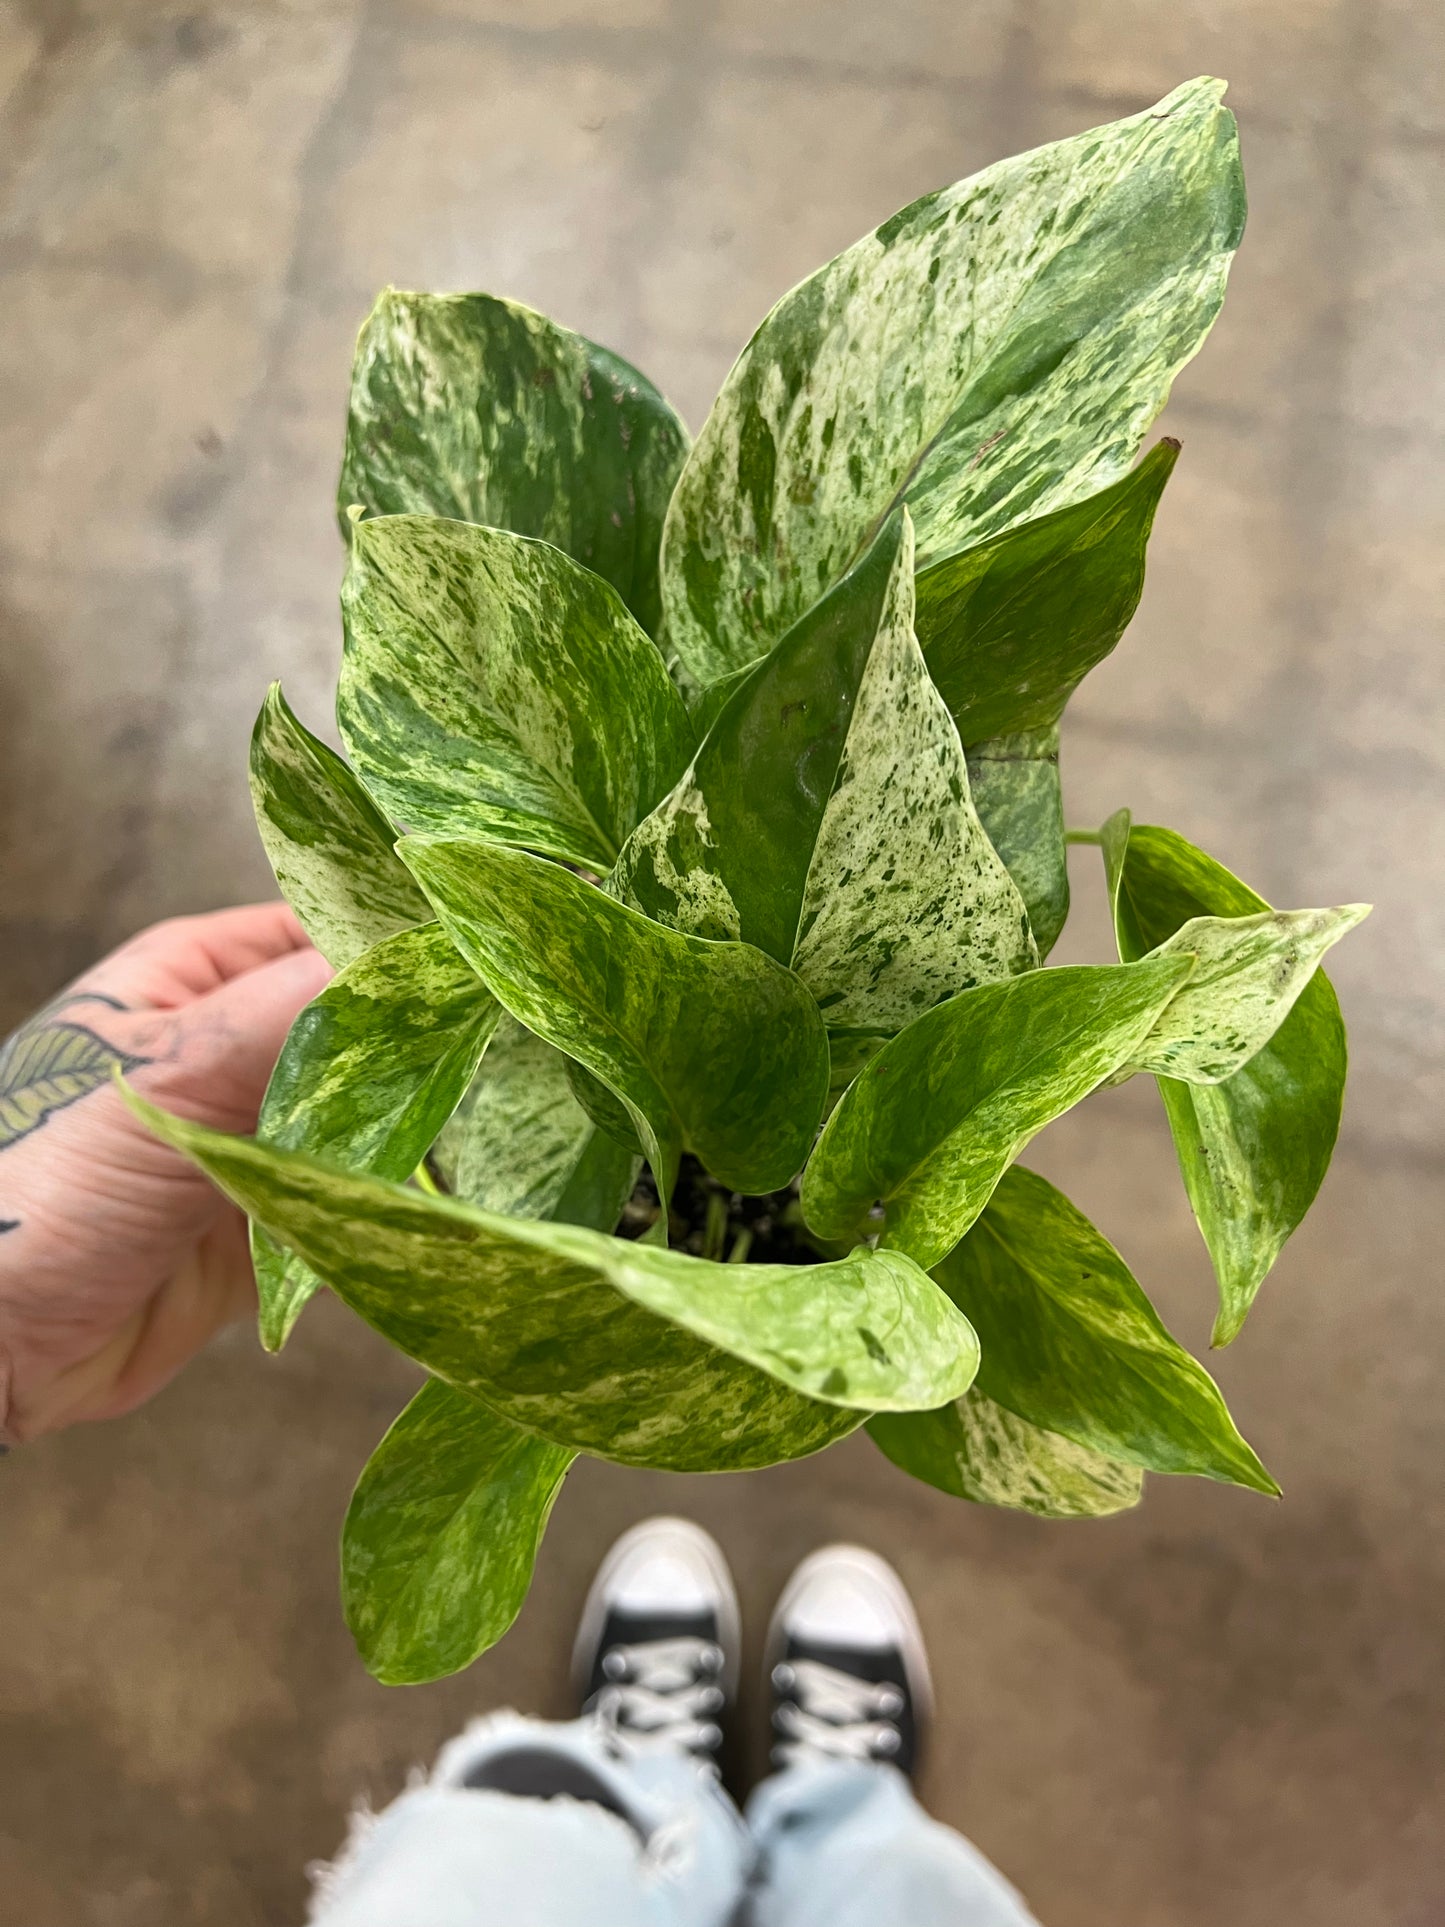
[142,943,334,1136]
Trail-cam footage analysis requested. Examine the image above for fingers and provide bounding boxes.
[97,902,314,1007]
[136,943,334,1136]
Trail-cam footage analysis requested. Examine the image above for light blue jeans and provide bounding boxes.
[308,1713,1041,1927]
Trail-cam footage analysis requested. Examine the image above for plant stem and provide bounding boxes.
[1064,827,1103,846]
[726,1227,753,1264]
[412,1161,442,1197]
[702,1187,729,1262]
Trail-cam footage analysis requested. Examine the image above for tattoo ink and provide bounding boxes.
[0,994,150,1151]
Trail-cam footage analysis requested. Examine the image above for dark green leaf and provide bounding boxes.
[916,441,1178,744]
[248,683,430,969]
[252,922,500,1350]
[868,1395,1143,1519]
[934,1165,1276,1492]
[432,1018,639,1233]
[338,516,694,871]
[342,1377,573,1684]
[661,80,1244,683]
[801,953,1193,1266]
[1100,812,1365,1344]
[966,726,1069,959]
[120,1085,977,1470]
[401,837,829,1203]
[615,512,1034,1033]
[339,289,689,635]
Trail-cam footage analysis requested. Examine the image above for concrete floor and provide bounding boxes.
[1,2,1442,1922]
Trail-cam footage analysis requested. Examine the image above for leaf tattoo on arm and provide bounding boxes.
[0,994,150,1152]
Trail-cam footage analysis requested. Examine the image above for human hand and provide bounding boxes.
[0,905,332,1444]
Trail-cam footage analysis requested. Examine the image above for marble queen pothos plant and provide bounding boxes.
[128,78,1369,1685]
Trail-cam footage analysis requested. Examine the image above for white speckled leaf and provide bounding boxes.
[432,1017,639,1233]
[1130,903,1371,1083]
[615,514,1034,1036]
[964,726,1069,960]
[339,289,689,635]
[248,683,431,970]
[869,1393,1143,1519]
[339,516,694,871]
[662,79,1244,682]
[121,1085,976,1471]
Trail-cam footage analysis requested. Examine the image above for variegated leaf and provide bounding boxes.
[248,683,430,969]
[252,923,499,1350]
[342,1377,573,1684]
[400,836,829,1204]
[935,1166,1275,1492]
[339,289,689,636]
[614,512,1035,1034]
[120,1085,977,1471]
[662,79,1243,683]
[338,517,694,871]
[1101,813,1365,1344]
[432,1017,639,1233]
[801,953,1194,1267]
[869,1394,1144,1520]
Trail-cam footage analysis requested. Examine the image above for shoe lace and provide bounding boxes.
[589,1636,726,1758]
[771,1657,905,1767]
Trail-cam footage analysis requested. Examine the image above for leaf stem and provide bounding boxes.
[412,1161,442,1197]
[726,1226,753,1264]
[702,1188,729,1263]
[1064,827,1103,846]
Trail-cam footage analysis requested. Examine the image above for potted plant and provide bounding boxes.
[127,76,1367,1686]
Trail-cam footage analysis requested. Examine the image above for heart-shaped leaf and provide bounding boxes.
[342,1377,573,1685]
[248,683,431,969]
[615,512,1035,1032]
[339,289,689,635]
[965,726,1069,959]
[916,441,1178,745]
[120,1086,976,1470]
[1100,813,1364,1345]
[869,1394,1143,1519]
[432,1018,639,1233]
[338,516,694,871]
[661,79,1243,683]
[801,953,1193,1266]
[251,922,500,1350]
[401,837,829,1203]
[934,1165,1276,1492]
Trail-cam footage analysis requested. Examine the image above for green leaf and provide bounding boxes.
[251,923,500,1350]
[916,441,1178,745]
[934,1165,1276,1492]
[965,727,1069,959]
[342,1378,573,1685]
[1100,813,1365,1345]
[801,952,1193,1267]
[1127,903,1370,1084]
[432,1017,639,1233]
[400,837,829,1204]
[615,512,1035,1032]
[338,516,694,871]
[248,683,431,969]
[339,289,689,636]
[661,79,1244,683]
[119,1085,976,1470]
[869,1395,1143,1519]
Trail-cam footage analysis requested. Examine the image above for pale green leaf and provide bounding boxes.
[401,837,829,1204]
[248,683,430,969]
[916,440,1178,745]
[935,1165,1276,1492]
[432,1017,639,1233]
[339,289,689,635]
[342,1377,573,1684]
[801,953,1193,1267]
[1128,904,1371,1083]
[965,726,1070,959]
[251,923,499,1350]
[614,512,1035,1033]
[869,1394,1144,1519]
[338,516,694,871]
[662,79,1243,683]
[120,1085,975,1470]
[1100,813,1365,1344]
